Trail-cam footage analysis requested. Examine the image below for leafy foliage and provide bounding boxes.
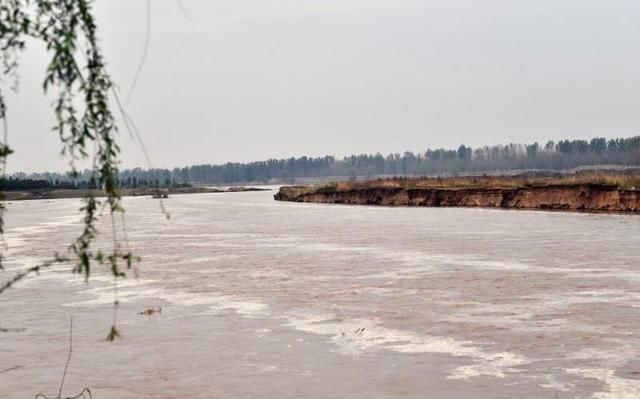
[0,0,138,338]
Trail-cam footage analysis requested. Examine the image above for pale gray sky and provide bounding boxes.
[5,0,640,172]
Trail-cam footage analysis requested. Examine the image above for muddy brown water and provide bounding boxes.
[1,190,640,398]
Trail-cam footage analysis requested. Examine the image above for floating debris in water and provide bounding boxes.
[137,307,162,316]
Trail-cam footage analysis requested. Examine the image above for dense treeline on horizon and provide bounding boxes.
[10,136,640,187]
[0,176,190,191]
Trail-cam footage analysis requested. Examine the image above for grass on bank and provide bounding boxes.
[301,173,640,194]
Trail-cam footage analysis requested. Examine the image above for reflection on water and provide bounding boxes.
[1,190,640,398]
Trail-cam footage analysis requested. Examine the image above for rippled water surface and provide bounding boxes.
[2,190,640,398]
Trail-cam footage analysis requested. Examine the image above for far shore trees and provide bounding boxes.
[16,135,640,186]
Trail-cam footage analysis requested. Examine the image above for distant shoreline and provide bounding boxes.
[1,186,270,201]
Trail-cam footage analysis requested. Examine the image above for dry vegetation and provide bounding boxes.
[308,173,640,193]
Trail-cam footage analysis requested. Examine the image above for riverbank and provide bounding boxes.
[274,176,640,213]
[1,186,269,201]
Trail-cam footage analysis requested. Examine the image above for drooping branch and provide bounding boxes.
[0,0,138,286]
[0,254,69,295]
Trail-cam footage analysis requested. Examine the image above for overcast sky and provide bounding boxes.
[5,0,640,172]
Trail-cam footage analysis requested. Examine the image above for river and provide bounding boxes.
[1,189,640,398]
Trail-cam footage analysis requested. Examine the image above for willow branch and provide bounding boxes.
[0,255,69,294]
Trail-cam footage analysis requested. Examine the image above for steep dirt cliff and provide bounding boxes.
[274,184,640,212]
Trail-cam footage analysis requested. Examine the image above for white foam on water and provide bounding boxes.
[565,343,640,371]
[165,292,269,317]
[566,368,640,399]
[437,291,633,337]
[422,253,535,271]
[157,233,266,239]
[3,214,81,250]
[561,343,640,398]
[63,278,269,318]
[363,251,535,279]
[1,256,51,274]
[246,268,290,279]
[538,374,574,392]
[568,289,640,302]
[547,266,640,283]
[284,313,528,380]
[215,299,269,317]
[454,288,640,319]
[185,231,537,276]
[449,352,527,380]
[177,255,241,266]
[291,242,370,253]
[531,289,640,309]
[3,257,85,286]
[62,279,161,307]
[366,249,533,273]
[364,266,436,280]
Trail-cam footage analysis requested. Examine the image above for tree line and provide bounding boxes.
[10,136,640,187]
[1,175,188,191]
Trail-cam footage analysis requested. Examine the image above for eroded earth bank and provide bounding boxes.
[275,183,640,212]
